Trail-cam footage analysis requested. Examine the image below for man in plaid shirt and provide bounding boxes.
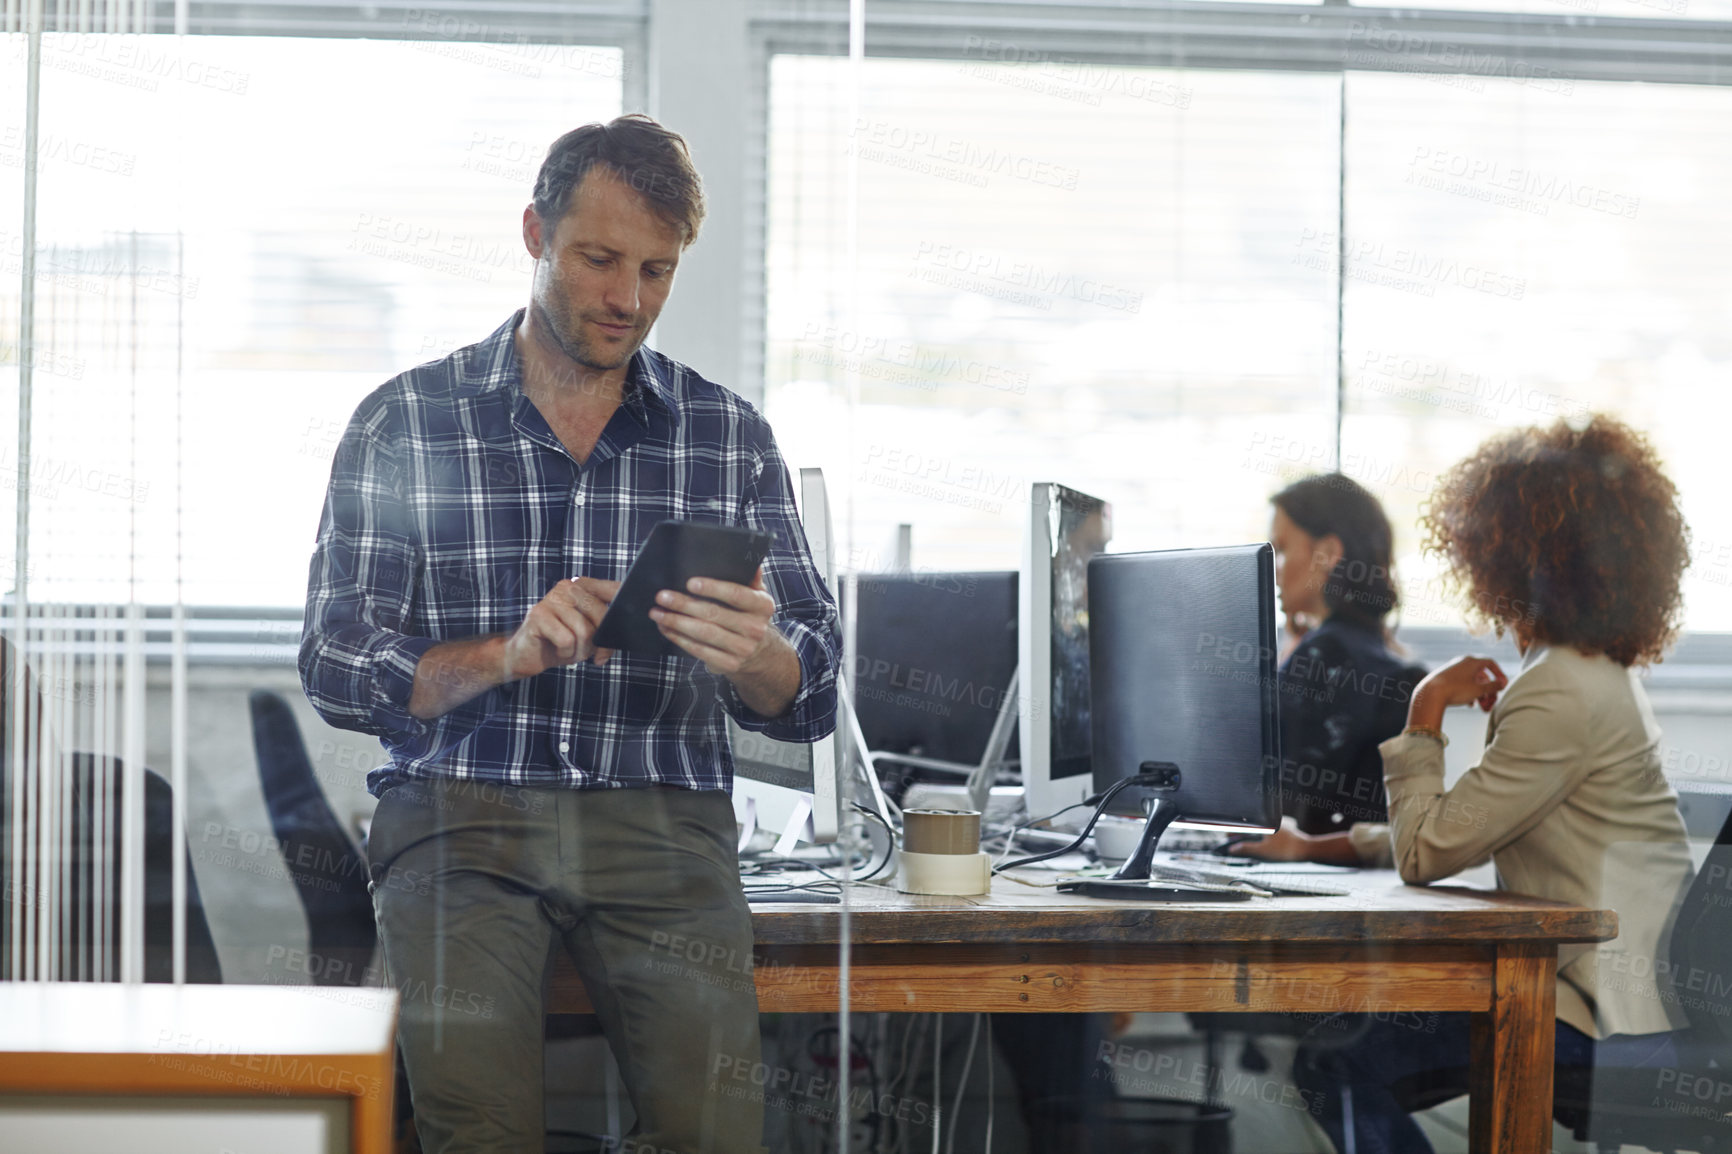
[301,114,839,1154]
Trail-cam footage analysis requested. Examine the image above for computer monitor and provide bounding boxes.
[729,467,846,844]
[1019,483,1112,826]
[849,571,1018,769]
[1082,543,1281,888]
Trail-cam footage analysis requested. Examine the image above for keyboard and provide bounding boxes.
[1145,863,1260,893]
[1147,863,1353,898]
[1229,872,1354,898]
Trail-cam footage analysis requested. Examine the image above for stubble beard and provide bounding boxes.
[532,284,643,376]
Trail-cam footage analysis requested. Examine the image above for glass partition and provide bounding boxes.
[6,3,1732,1152]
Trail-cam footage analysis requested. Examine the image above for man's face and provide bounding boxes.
[523,170,685,374]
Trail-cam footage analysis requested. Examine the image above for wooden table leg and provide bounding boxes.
[353,1058,396,1154]
[1469,943,1558,1153]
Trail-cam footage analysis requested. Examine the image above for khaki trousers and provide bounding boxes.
[367,779,769,1154]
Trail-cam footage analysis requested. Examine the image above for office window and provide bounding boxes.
[5,34,622,607]
[1338,73,1732,632]
[765,55,1340,570]
[1386,0,1732,18]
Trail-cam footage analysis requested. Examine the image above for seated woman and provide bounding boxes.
[1269,474,1427,832]
[1244,414,1693,1153]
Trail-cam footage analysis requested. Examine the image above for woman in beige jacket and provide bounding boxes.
[1242,413,1694,1153]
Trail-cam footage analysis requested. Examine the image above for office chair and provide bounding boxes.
[248,689,376,987]
[1551,804,1732,1153]
[0,752,223,983]
[249,690,438,1149]
[0,633,222,983]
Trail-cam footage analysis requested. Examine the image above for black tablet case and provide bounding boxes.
[593,521,773,658]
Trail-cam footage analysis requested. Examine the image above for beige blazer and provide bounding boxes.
[1353,643,1692,1039]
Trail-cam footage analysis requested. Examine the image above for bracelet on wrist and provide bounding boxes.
[1401,725,1448,746]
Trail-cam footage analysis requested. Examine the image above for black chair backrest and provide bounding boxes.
[0,755,223,983]
[249,689,376,986]
[1665,803,1732,1048]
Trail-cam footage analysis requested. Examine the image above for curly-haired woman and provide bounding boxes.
[1249,414,1695,1154]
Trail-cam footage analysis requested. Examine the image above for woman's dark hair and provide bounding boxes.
[1271,473,1401,630]
[533,114,706,246]
[1420,413,1689,667]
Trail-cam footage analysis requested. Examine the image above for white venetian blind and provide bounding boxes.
[764,53,1342,572]
[1338,73,1732,632]
[2,15,625,984]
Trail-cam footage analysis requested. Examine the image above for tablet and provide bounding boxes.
[592,520,774,658]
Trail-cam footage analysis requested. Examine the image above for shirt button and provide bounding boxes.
[572,491,585,506]
[558,741,570,754]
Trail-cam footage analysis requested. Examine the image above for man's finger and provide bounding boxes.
[560,583,612,627]
[573,576,621,604]
[684,576,773,614]
[541,600,601,656]
[656,589,721,620]
[656,623,736,671]
[657,590,762,637]
[652,606,753,659]
[661,595,771,656]
[529,615,580,662]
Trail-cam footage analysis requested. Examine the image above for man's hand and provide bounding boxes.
[503,577,618,680]
[409,577,618,721]
[650,568,801,717]
[1407,655,1507,731]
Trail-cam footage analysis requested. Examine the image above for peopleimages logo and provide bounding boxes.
[1294,229,1527,301]
[1407,147,1641,220]
[910,242,1144,314]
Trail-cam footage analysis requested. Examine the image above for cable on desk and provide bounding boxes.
[993,772,1173,874]
[848,802,898,883]
[738,805,896,894]
[739,877,844,897]
[989,800,1095,870]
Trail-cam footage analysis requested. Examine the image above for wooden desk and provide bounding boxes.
[0,983,397,1154]
[550,872,1615,1154]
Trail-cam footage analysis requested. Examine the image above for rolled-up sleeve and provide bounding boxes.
[1381,669,1584,884]
[1347,821,1395,869]
[298,413,435,743]
[721,435,841,743]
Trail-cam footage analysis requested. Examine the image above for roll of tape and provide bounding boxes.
[902,809,981,856]
[897,849,992,896]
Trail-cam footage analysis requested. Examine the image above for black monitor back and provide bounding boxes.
[850,571,1018,766]
[1087,545,1280,827]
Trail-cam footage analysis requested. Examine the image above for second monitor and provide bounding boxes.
[850,571,1019,775]
[1073,543,1282,894]
[1020,483,1114,827]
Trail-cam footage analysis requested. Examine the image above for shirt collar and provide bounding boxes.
[455,309,673,420]
[627,345,674,416]
[1519,640,1550,673]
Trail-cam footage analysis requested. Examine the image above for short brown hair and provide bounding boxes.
[1420,413,1690,667]
[532,114,706,246]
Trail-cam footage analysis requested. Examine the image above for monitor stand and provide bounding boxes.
[1057,780,1253,903]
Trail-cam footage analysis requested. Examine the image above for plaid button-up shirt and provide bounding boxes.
[299,311,841,797]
